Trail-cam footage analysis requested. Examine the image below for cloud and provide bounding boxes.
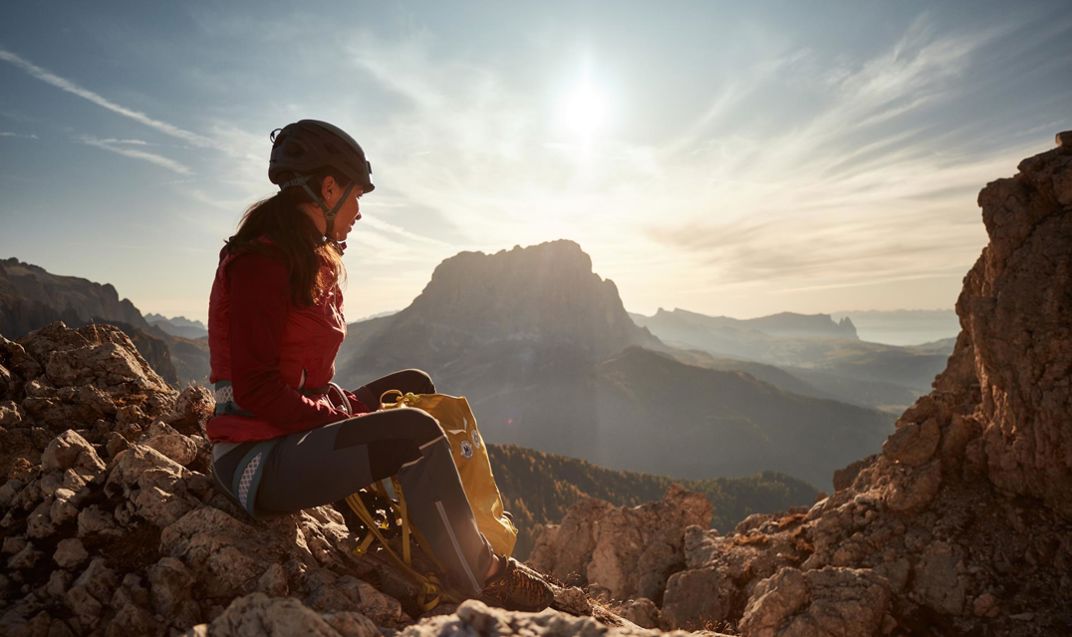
[91,138,150,146]
[0,48,218,149]
[0,131,39,140]
[80,136,193,175]
[627,17,1046,299]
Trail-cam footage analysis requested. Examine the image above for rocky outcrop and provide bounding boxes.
[0,321,665,636]
[529,485,712,603]
[528,134,1072,635]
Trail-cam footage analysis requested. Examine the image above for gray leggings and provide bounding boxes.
[212,369,494,596]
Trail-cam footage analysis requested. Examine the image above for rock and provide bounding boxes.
[911,541,966,615]
[189,592,353,636]
[257,562,289,597]
[0,335,42,380]
[160,506,294,598]
[972,592,999,618]
[50,487,81,526]
[147,556,202,629]
[1056,130,1072,147]
[143,433,198,466]
[529,498,615,586]
[26,500,55,538]
[321,611,381,637]
[352,577,404,625]
[41,327,171,394]
[614,597,660,629]
[740,567,891,637]
[661,568,727,630]
[883,418,940,467]
[77,505,122,538]
[402,598,689,637]
[531,484,711,600]
[105,444,197,527]
[7,542,40,570]
[41,430,106,475]
[47,569,72,597]
[832,455,875,492]
[883,459,942,512]
[0,400,23,426]
[54,538,89,569]
[169,385,214,436]
[552,585,593,616]
[107,602,157,636]
[65,558,118,630]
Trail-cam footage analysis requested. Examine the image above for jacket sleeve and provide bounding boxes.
[227,253,350,430]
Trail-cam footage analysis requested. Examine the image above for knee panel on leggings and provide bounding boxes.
[367,438,422,481]
[399,368,436,394]
[353,369,436,408]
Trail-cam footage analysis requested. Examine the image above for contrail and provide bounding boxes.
[0,48,217,149]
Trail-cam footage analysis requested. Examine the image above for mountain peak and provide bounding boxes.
[429,239,596,287]
[345,241,662,372]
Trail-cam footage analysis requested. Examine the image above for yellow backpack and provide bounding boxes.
[378,390,518,556]
[343,390,517,610]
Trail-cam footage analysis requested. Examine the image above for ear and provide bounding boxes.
[319,175,338,200]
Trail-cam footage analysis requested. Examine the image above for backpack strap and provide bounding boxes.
[344,480,460,611]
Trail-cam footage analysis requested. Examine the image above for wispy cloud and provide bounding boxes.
[0,48,217,149]
[91,138,150,146]
[80,136,192,175]
[0,131,39,140]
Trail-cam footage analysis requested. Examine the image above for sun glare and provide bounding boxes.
[556,81,608,143]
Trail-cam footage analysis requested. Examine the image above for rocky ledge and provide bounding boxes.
[0,322,721,635]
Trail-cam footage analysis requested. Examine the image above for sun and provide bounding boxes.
[556,81,608,143]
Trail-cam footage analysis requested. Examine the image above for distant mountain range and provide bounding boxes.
[830,309,960,346]
[145,313,208,339]
[0,257,209,385]
[631,307,953,413]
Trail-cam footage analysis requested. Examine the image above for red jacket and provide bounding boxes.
[206,241,369,442]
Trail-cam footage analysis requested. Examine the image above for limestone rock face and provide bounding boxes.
[529,484,711,601]
[526,135,1072,636]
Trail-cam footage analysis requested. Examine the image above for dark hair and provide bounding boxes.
[225,169,347,307]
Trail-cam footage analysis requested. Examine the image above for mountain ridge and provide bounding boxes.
[338,240,894,489]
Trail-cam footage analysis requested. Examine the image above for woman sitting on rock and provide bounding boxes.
[205,119,552,612]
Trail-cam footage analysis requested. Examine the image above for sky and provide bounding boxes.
[1,1,1069,325]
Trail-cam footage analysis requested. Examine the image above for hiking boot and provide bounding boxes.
[480,556,554,612]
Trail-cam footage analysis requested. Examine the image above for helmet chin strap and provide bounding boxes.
[290,179,355,245]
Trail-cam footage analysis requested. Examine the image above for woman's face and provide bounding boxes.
[329,185,363,242]
[311,176,363,241]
